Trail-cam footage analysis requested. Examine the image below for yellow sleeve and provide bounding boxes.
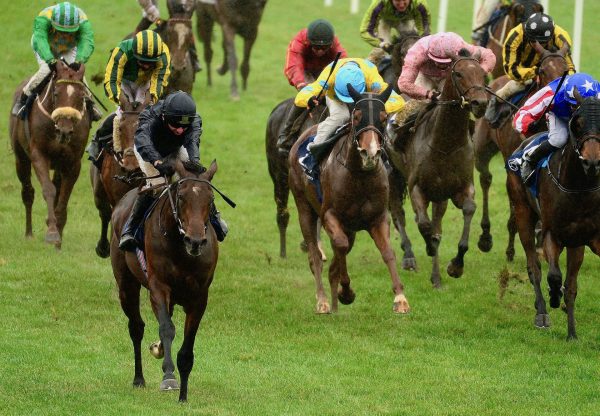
[363,61,405,113]
[294,63,333,107]
[150,44,171,102]
[503,28,535,82]
[103,47,126,105]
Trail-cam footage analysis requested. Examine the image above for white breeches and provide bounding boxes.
[312,96,350,146]
[134,146,190,188]
[23,48,77,96]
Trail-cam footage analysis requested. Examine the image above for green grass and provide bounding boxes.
[1,0,600,414]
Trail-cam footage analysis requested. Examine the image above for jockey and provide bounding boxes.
[471,0,513,44]
[13,2,102,121]
[136,0,202,72]
[397,32,496,101]
[513,73,600,184]
[277,19,348,155]
[293,58,405,156]
[118,91,228,251]
[360,0,431,60]
[484,12,575,126]
[103,30,171,155]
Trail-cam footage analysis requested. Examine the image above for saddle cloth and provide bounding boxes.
[506,132,553,198]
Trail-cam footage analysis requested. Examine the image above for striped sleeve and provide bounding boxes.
[512,85,554,134]
[32,15,55,63]
[415,2,431,36]
[360,0,385,47]
[151,45,171,102]
[104,47,127,104]
[503,27,535,82]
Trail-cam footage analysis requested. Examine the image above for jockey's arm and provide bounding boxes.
[183,116,203,164]
[397,46,429,100]
[503,31,535,82]
[31,15,55,64]
[413,0,432,36]
[554,27,576,74]
[294,65,332,107]
[103,46,127,104]
[360,0,385,48]
[75,19,95,64]
[512,85,554,135]
[364,64,406,113]
[134,108,163,164]
[284,36,307,89]
[150,48,171,102]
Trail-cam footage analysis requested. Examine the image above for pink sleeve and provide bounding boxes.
[470,45,496,74]
[397,44,429,99]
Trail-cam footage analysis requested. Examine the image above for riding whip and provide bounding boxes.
[309,51,342,117]
[537,70,569,121]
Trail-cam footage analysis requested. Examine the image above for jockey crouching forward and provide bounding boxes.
[13,1,102,121]
[118,91,228,252]
[513,73,600,184]
[292,58,404,160]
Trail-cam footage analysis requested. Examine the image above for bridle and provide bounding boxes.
[350,96,386,145]
[447,57,487,109]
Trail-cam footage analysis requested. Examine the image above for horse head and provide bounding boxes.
[173,160,217,256]
[51,60,87,143]
[510,0,544,24]
[391,31,421,76]
[569,92,600,177]
[118,90,151,171]
[446,49,489,118]
[165,17,194,72]
[347,84,392,171]
[533,42,570,85]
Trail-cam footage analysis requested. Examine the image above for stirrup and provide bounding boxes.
[118,234,138,252]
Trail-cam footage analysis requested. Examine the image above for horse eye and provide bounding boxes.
[454,72,463,79]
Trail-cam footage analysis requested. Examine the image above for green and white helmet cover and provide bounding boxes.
[51,2,81,32]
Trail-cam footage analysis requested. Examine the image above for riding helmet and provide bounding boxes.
[51,2,81,32]
[427,32,462,64]
[133,30,165,62]
[163,91,197,127]
[334,62,365,103]
[524,13,554,42]
[307,19,334,46]
[562,73,600,105]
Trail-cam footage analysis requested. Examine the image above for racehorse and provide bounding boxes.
[289,85,410,314]
[386,50,489,288]
[110,160,221,402]
[482,0,544,79]
[161,0,196,94]
[380,30,421,92]
[506,92,600,339]
[195,0,267,100]
[265,98,327,259]
[473,43,570,260]
[9,60,92,249]
[90,91,149,258]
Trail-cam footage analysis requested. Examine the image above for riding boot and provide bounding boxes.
[12,92,28,118]
[277,104,306,156]
[119,192,156,251]
[86,97,103,122]
[521,140,559,185]
[189,43,202,73]
[209,203,228,242]
[88,112,116,165]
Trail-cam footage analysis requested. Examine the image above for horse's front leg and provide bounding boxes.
[240,34,257,90]
[389,169,416,270]
[474,133,496,253]
[323,210,354,312]
[447,183,476,278]
[430,201,448,288]
[177,289,209,402]
[29,148,60,245]
[54,161,81,245]
[149,282,179,391]
[563,246,584,340]
[542,231,564,309]
[368,215,410,313]
[220,26,239,100]
[14,143,35,238]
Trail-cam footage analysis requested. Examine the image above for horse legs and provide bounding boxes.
[14,142,35,238]
[430,201,448,288]
[29,148,60,245]
[447,185,477,278]
[90,165,111,258]
[475,137,497,253]
[177,289,209,402]
[505,203,517,262]
[410,185,442,287]
[240,34,257,91]
[563,246,584,340]
[151,296,179,391]
[389,169,417,271]
[220,25,239,100]
[274,169,290,259]
[120,275,146,387]
[542,231,564,309]
[195,4,214,86]
[326,224,356,313]
[369,217,410,313]
[53,161,81,246]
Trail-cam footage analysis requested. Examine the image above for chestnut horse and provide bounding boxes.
[161,0,196,94]
[473,43,570,260]
[195,0,267,100]
[111,160,224,402]
[289,85,410,314]
[90,92,149,258]
[482,0,543,79]
[9,61,92,248]
[506,94,600,339]
[386,50,489,288]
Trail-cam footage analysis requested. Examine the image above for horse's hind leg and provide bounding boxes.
[389,169,416,271]
[90,165,111,258]
[196,4,214,86]
[369,218,410,313]
[240,34,257,91]
[273,167,289,259]
[447,186,477,278]
[474,132,497,253]
[543,232,564,309]
[14,143,35,238]
[177,289,208,402]
[563,246,584,340]
[221,26,239,100]
[506,203,517,261]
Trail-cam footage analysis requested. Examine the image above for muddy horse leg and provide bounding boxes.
[177,288,209,402]
[389,169,416,271]
[563,246,584,340]
[410,185,441,287]
[447,185,476,278]
[506,202,517,262]
[369,217,410,313]
[150,286,179,391]
[29,148,60,245]
[118,271,146,387]
[323,210,354,313]
[14,142,35,238]
[475,138,496,252]
[240,33,257,91]
[542,231,564,309]
[53,161,81,247]
[196,5,214,86]
[430,201,448,288]
[90,165,111,258]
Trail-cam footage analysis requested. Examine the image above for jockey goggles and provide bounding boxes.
[164,114,196,128]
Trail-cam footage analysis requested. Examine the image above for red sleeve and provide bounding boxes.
[284,30,308,88]
[331,36,348,58]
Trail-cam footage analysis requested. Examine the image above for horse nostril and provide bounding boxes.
[200,238,208,247]
[471,100,480,108]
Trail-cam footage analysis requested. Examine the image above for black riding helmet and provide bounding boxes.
[524,12,554,42]
[162,91,197,127]
[307,19,334,46]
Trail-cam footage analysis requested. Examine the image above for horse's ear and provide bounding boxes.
[574,87,584,105]
[347,83,362,102]
[511,3,525,20]
[379,85,393,103]
[205,159,218,181]
[76,62,85,76]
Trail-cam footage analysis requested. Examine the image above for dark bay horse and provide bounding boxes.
[10,61,92,248]
[386,50,489,288]
[265,97,327,259]
[289,86,410,314]
[380,31,421,92]
[483,0,543,79]
[195,0,267,100]
[473,43,570,260]
[506,94,600,339]
[111,160,221,402]
[90,92,149,257]
[161,0,196,94]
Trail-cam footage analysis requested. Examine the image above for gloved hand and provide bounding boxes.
[182,160,206,174]
[529,116,547,132]
[69,61,82,71]
[47,60,57,72]
[154,160,175,176]
[379,41,392,53]
[427,90,440,102]
[144,4,161,22]
[307,95,322,111]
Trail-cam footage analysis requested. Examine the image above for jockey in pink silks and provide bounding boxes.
[397,31,496,101]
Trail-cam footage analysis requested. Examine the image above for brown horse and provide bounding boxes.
[483,0,543,79]
[386,50,489,288]
[506,94,600,339]
[10,61,92,248]
[195,0,267,100]
[380,30,421,92]
[90,92,149,258]
[110,160,221,402]
[473,43,570,260]
[289,85,410,314]
[161,1,196,94]
[265,97,327,259]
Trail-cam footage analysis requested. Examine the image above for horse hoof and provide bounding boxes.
[230,94,240,102]
[132,377,146,388]
[534,314,551,328]
[217,66,228,76]
[402,257,417,271]
[477,234,493,252]
[549,292,562,309]
[393,295,410,314]
[160,378,180,391]
[505,248,515,262]
[95,243,110,258]
[299,240,308,252]
[338,289,355,305]
[45,231,61,245]
[447,260,464,278]
[149,341,164,359]
[315,302,331,314]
